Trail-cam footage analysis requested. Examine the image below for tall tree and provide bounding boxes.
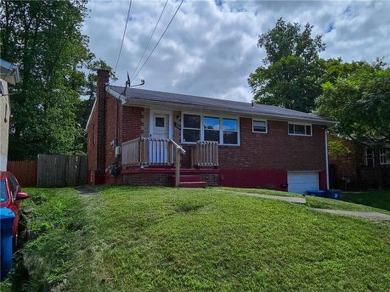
[316,59,390,146]
[248,18,326,112]
[1,0,93,159]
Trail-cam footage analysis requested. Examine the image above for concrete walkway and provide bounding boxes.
[226,191,390,221]
[313,209,390,221]
[227,191,306,204]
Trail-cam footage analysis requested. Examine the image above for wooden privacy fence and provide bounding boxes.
[7,160,37,187]
[37,154,87,187]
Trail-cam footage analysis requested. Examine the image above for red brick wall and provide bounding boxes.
[87,103,98,174]
[122,173,170,186]
[219,169,287,190]
[104,94,121,170]
[121,106,145,142]
[218,118,326,171]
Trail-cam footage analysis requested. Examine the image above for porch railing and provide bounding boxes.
[192,141,219,167]
[121,137,186,187]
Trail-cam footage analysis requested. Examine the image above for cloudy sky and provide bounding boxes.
[83,0,390,102]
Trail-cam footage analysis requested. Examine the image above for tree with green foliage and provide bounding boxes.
[1,0,108,160]
[316,59,390,146]
[248,18,326,112]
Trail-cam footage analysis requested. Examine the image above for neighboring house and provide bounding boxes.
[329,136,390,190]
[0,59,20,171]
[87,69,335,193]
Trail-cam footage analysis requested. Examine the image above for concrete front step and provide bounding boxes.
[170,174,208,187]
[179,181,208,188]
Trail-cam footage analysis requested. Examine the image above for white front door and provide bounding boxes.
[150,113,170,164]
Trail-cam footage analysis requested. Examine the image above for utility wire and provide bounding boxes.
[114,0,133,75]
[133,0,184,81]
[131,0,168,80]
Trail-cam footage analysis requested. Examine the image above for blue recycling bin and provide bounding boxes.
[327,189,342,200]
[306,190,326,197]
[1,207,15,280]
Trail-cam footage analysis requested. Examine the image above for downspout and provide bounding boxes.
[325,129,330,190]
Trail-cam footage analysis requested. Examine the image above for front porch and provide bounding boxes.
[120,137,219,187]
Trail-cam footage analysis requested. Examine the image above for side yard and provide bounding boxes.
[1,187,389,291]
[340,191,390,212]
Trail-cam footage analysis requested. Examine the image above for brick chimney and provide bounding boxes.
[96,69,110,184]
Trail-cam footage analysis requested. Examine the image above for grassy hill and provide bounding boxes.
[3,187,390,291]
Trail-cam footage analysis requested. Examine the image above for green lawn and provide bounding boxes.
[340,190,390,212]
[3,187,390,291]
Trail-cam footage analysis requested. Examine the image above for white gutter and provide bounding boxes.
[325,129,330,190]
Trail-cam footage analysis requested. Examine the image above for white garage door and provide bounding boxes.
[288,172,319,194]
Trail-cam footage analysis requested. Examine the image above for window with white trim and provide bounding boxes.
[223,118,238,145]
[182,114,239,145]
[183,114,201,143]
[204,116,220,142]
[288,123,312,136]
[365,147,375,167]
[252,119,267,133]
[380,148,390,165]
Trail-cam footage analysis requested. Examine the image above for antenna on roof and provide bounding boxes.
[121,71,131,95]
[121,72,145,95]
[126,72,131,87]
[131,79,145,87]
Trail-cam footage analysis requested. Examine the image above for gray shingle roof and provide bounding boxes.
[109,86,335,125]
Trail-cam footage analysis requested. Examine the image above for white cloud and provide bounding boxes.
[83,0,390,102]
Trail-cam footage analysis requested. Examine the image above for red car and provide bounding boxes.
[0,171,29,243]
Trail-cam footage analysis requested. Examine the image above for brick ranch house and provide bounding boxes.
[87,69,335,193]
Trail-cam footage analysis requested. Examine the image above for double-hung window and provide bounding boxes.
[182,114,201,143]
[288,123,312,136]
[223,118,238,145]
[380,148,390,165]
[204,116,220,142]
[182,114,239,145]
[365,147,375,167]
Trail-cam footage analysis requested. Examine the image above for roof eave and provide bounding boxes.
[108,88,336,126]
[85,98,97,131]
[0,59,20,85]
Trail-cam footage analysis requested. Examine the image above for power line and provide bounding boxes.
[114,0,133,75]
[132,0,184,81]
[131,0,168,80]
